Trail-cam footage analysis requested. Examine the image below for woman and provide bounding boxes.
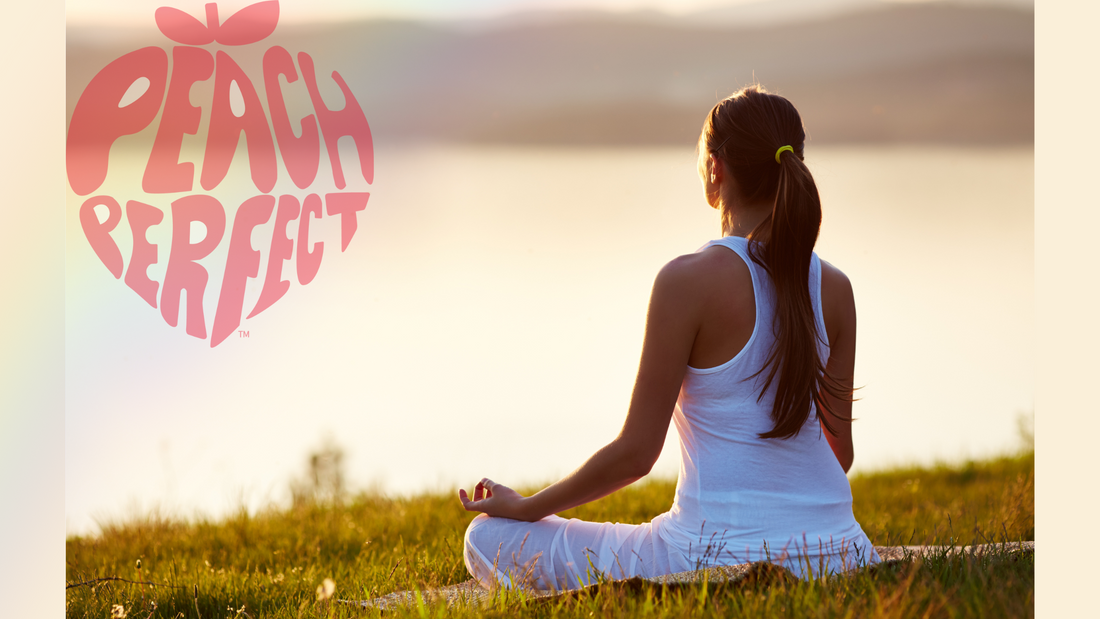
[458,85,879,590]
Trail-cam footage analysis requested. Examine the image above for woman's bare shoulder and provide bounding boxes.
[818,258,856,342]
[653,246,754,344]
[658,245,752,289]
[819,258,854,301]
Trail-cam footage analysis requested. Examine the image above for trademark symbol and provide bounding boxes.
[238,330,249,338]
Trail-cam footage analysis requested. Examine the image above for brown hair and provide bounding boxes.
[698,85,850,439]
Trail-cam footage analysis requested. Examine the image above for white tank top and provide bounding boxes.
[652,235,878,573]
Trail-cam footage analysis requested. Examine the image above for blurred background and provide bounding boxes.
[65,0,1033,536]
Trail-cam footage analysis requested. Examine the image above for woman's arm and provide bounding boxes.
[459,255,707,521]
[818,260,856,473]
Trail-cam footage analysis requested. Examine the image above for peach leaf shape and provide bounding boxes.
[155,6,215,45]
[217,1,280,45]
[155,2,279,46]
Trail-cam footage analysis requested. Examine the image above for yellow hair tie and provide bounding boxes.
[775,145,793,164]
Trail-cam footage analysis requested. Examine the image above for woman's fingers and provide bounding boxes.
[458,479,496,512]
[473,478,494,502]
[459,488,487,511]
[459,479,527,519]
[458,488,479,511]
[457,479,517,518]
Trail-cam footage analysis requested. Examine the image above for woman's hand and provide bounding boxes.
[458,478,536,521]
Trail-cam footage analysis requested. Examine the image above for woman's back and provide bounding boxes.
[652,236,874,576]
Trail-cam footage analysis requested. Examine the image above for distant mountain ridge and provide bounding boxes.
[66,2,1033,146]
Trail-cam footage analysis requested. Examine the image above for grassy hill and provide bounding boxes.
[65,450,1033,618]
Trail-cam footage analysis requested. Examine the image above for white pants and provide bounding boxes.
[463,513,670,591]
[463,513,879,591]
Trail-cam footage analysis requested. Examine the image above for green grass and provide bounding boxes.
[66,450,1033,618]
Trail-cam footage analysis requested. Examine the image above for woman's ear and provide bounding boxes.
[709,154,723,185]
[703,154,724,209]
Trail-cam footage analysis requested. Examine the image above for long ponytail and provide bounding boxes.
[700,85,851,439]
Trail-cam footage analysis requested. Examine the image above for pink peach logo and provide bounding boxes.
[67,1,373,347]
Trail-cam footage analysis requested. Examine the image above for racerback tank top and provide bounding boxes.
[651,235,879,575]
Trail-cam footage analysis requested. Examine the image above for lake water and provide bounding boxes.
[65,144,1033,536]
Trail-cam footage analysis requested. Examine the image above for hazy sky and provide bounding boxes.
[66,0,1032,26]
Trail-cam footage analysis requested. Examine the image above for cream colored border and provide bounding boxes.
[1036,1,1090,615]
[0,0,65,614]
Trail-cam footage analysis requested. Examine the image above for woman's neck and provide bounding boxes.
[722,202,772,238]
